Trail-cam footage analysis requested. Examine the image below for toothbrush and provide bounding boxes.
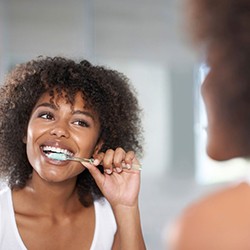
[47,153,94,164]
[47,152,142,171]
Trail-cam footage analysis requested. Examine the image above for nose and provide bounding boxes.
[50,121,70,138]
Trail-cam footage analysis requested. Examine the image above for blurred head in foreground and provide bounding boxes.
[187,0,250,160]
[166,1,250,249]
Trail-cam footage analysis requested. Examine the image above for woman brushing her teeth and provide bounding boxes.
[0,57,146,249]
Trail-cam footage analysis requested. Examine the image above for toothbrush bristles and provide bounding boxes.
[47,152,94,164]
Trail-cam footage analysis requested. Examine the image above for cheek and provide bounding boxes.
[26,125,34,152]
[25,123,42,165]
[26,123,37,149]
[74,131,100,155]
[79,141,98,157]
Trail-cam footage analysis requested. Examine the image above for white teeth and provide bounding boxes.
[42,146,73,156]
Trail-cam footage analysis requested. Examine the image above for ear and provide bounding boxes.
[93,140,103,157]
[22,135,27,144]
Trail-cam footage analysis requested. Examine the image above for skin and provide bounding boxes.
[201,69,250,160]
[167,64,250,250]
[165,0,250,247]
[168,183,250,250]
[12,91,145,250]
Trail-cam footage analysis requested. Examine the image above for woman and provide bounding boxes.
[168,0,250,249]
[0,56,146,249]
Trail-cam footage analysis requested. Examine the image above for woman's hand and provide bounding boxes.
[83,148,146,250]
[82,147,141,209]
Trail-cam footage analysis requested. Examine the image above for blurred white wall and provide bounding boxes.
[4,0,90,62]
[0,0,200,249]
[106,60,171,177]
[1,0,197,178]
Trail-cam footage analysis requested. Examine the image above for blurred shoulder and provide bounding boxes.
[167,182,250,250]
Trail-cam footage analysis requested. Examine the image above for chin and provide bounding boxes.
[207,150,231,161]
[41,174,67,183]
[36,169,71,183]
[206,144,248,161]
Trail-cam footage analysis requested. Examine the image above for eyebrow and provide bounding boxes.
[35,102,57,110]
[72,110,95,121]
[34,102,96,121]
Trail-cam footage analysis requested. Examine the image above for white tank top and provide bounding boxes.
[0,187,117,249]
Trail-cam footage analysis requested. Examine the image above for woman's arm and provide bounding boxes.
[111,203,146,250]
[83,148,146,250]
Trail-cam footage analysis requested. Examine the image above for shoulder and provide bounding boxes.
[167,182,250,249]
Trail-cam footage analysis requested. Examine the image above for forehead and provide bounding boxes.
[35,91,87,109]
[32,90,101,123]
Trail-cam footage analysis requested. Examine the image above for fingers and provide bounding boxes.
[100,148,140,174]
[90,147,140,175]
[81,148,141,193]
[80,161,105,187]
[111,147,126,173]
[123,150,136,170]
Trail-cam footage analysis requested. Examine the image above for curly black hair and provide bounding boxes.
[184,0,250,128]
[185,0,250,82]
[0,56,144,207]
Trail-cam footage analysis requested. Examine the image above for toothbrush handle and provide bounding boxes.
[73,156,142,171]
[122,163,142,171]
[70,156,94,164]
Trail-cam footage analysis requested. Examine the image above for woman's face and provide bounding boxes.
[25,91,101,183]
[201,69,250,160]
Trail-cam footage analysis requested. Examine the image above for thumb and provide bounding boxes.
[80,160,105,188]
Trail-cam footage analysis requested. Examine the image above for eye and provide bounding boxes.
[73,120,89,127]
[38,112,54,120]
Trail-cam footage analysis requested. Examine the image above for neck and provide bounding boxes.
[24,171,81,215]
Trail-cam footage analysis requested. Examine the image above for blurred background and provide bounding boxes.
[1,0,247,249]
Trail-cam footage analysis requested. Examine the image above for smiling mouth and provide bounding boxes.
[41,146,74,158]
